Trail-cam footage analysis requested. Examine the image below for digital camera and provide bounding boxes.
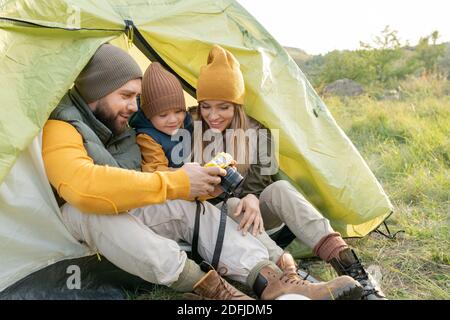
[205,152,243,194]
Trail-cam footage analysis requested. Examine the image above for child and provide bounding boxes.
[130,62,193,172]
[132,61,305,280]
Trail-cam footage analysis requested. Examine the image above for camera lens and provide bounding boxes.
[221,167,244,194]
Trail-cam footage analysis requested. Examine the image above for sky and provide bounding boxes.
[237,0,450,55]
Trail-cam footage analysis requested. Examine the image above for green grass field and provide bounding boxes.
[137,77,449,300]
[318,77,450,300]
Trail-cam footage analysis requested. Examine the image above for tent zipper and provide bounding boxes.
[124,20,196,98]
[0,16,122,32]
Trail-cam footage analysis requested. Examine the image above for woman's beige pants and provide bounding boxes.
[220,180,335,262]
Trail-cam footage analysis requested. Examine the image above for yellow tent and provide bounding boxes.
[0,0,392,298]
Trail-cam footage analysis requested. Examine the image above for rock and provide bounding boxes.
[367,265,383,284]
[381,89,401,100]
[323,78,364,97]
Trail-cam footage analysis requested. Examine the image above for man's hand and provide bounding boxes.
[234,194,265,236]
[208,185,224,198]
[181,163,226,198]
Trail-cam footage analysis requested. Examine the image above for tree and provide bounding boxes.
[360,25,401,50]
[311,26,445,90]
[415,31,446,76]
[359,25,411,84]
[318,50,373,86]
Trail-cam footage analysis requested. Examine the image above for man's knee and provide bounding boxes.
[141,199,198,220]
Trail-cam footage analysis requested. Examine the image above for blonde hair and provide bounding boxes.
[196,103,251,175]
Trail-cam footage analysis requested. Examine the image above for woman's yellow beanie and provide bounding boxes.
[196,45,245,105]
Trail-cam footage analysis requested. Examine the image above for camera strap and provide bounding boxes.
[192,194,230,272]
[211,193,230,270]
[191,199,204,265]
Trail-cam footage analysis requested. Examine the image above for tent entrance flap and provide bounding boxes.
[124,19,197,98]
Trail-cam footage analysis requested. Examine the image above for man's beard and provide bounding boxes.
[93,99,125,136]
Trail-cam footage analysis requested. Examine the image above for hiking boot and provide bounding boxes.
[276,252,299,276]
[253,265,363,300]
[329,248,387,300]
[184,270,254,300]
[277,252,321,283]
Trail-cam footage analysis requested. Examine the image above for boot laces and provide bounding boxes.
[341,259,381,297]
[216,275,239,298]
[281,269,309,285]
[277,255,312,286]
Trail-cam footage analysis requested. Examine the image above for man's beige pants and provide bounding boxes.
[221,180,335,262]
[60,199,269,287]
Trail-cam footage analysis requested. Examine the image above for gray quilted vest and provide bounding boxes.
[49,88,141,171]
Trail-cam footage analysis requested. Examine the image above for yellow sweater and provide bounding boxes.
[136,133,213,202]
[42,120,190,214]
[136,133,171,173]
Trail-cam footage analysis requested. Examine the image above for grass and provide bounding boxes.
[313,77,450,300]
[136,77,450,300]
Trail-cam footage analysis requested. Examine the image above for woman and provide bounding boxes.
[194,45,386,300]
[131,59,366,300]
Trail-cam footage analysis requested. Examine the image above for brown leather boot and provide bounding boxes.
[184,270,254,300]
[276,252,300,277]
[277,252,321,283]
[253,265,363,300]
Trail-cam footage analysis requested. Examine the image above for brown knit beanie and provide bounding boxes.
[75,43,143,103]
[196,45,245,105]
[140,62,186,119]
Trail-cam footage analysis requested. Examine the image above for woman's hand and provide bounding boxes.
[234,194,265,236]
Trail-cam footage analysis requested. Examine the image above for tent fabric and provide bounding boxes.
[0,255,153,300]
[0,132,91,292]
[1,0,393,292]
[0,21,120,183]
